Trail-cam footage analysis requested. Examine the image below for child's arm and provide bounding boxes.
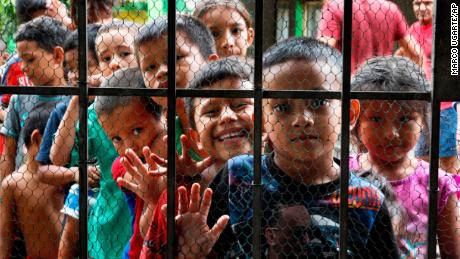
[0,177,14,257]
[0,136,16,182]
[50,96,79,166]
[58,217,79,259]
[438,194,460,258]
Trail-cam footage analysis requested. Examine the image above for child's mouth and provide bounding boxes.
[290,133,319,142]
[215,128,249,142]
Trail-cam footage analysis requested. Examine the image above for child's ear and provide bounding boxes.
[31,129,42,146]
[247,28,255,46]
[53,46,65,65]
[264,228,276,246]
[350,99,360,128]
[207,54,219,62]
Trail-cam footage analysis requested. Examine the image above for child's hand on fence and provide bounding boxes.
[87,165,100,188]
[152,135,213,178]
[161,183,229,259]
[118,148,167,204]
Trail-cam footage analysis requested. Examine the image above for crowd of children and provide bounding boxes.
[0,0,459,258]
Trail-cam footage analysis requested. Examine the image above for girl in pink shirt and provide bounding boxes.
[349,56,460,258]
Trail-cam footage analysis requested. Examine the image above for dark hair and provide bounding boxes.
[70,0,113,25]
[15,0,48,24]
[64,23,101,63]
[193,0,253,28]
[186,57,253,129]
[134,15,216,63]
[350,56,431,152]
[23,112,48,147]
[15,16,70,52]
[94,67,162,118]
[262,37,342,76]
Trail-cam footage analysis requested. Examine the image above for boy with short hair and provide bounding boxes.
[206,38,399,258]
[0,16,69,181]
[0,112,64,258]
[186,56,254,183]
[134,15,218,160]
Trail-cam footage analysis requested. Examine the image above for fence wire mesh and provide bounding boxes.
[0,0,459,259]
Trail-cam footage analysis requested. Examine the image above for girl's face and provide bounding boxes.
[200,7,254,57]
[357,100,424,163]
[96,28,137,77]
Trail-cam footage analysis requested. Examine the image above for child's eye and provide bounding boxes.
[176,55,185,61]
[145,64,156,72]
[211,30,220,38]
[310,99,328,109]
[232,102,248,110]
[273,103,289,113]
[112,136,122,143]
[231,27,242,35]
[400,116,411,123]
[120,51,132,58]
[102,56,111,63]
[370,116,382,123]
[203,108,220,117]
[133,128,142,136]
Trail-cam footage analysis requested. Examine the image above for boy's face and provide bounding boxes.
[65,49,101,86]
[413,0,433,25]
[17,40,60,86]
[357,100,423,163]
[96,28,137,78]
[263,60,341,164]
[200,7,254,57]
[192,78,254,163]
[138,30,207,106]
[99,101,165,158]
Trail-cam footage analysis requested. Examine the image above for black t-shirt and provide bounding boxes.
[208,153,399,258]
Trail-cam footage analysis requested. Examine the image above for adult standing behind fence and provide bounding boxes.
[317,0,424,74]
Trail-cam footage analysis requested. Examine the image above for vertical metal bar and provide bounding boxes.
[166,0,176,258]
[426,0,441,257]
[252,0,263,258]
[339,0,353,258]
[288,0,296,37]
[77,0,88,258]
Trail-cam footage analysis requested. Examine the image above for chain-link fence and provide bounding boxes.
[0,0,458,258]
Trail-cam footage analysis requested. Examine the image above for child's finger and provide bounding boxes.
[195,156,213,173]
[120,156,143,181]
[210,215,230,241]
[199,187,213,220]
[125,149,150,177]
[189,183,201,213]
[150,153,168,167]
[143,146,158,171]
[117,177,139,195]
[177,186,189,215]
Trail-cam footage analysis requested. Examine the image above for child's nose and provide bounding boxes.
[155,64,168,81]
[383,123,400,140]
[109,58,121,72]
[221,31,235,50]
[219,107,238,124]
[293,110,314,128]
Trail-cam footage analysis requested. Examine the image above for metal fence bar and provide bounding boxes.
[426,0,443,257]
[340,0,353,257]
[252,0,264,257]
[77,0,89,257]
[166,0,176,258]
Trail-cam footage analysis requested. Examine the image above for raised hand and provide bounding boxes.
[117,148,167,204]
[162,183,229,259]
[150,134,213,178]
